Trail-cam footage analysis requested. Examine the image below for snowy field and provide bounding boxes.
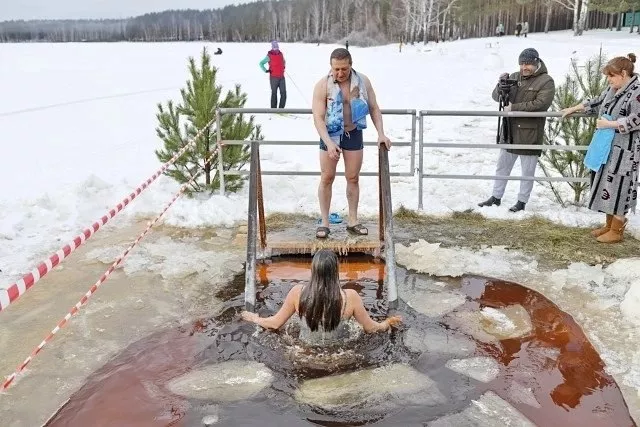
[1,28,640,418]
[1,29,639,286]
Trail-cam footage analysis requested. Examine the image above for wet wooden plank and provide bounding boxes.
[265,221,381,256]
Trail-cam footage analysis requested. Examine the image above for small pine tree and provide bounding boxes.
[540,48,609,205]
[155,47,262,195]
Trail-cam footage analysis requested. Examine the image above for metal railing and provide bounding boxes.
[213,108,593,211]
[417,110,590,209]
[218,107,593,311]
[216,107,417,195]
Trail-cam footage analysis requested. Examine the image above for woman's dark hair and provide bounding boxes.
[298,249,343,332]
[603,53,636,77]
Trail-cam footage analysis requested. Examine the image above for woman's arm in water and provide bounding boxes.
[240,285,301,330]
[349,290,402,333]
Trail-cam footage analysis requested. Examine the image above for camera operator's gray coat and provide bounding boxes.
[584,74,640,216]
[492,60,555,156]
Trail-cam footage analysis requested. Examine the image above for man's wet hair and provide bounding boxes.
[330,48,352,64]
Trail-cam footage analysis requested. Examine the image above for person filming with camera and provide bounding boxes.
[478,48,556,212]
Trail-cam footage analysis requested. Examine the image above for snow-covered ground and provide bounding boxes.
[1,30,639,284]
[1,28,639,420]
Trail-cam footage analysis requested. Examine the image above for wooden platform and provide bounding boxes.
[258,220,383,258]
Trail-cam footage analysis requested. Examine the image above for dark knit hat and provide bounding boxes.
[518,48,539,64]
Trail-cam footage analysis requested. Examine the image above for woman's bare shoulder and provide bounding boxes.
[288,284,305,311]
[290,284,305,294]
[344,288,362,301]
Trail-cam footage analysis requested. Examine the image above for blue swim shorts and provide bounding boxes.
[320,129,364,151]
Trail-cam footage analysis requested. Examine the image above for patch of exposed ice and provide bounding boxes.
[295,363,447,411]
[166,360,273,401]
[428,391,535,426]
[445,357,501,383]
[480,305,532,340]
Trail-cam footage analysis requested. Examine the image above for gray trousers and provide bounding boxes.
[270,76,286,108]
[492,149,538,203]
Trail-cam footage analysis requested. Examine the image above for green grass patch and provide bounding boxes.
[393,206,638,269]
[265,212,316,231]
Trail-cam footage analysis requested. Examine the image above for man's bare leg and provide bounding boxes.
[318,149,339,233]
[343,148,364,227]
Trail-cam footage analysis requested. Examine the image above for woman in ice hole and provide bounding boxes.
[241,249,402,343]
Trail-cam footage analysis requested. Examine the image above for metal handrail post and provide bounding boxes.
[379,147,397,309]
[418,112,425,210]
[410,111,416,175]
[244,141,259,312]
[216,108,225,195]
[378,143,384,244]
[257,144,267,250]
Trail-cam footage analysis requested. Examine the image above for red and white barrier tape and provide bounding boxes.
[0,119,215,313]
[2,146,220,391]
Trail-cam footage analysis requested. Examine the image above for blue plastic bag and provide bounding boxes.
[317,213,343,224]
[351,98,369,124]
[584,114,615,172]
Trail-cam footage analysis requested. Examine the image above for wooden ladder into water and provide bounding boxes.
[243,141,398,312]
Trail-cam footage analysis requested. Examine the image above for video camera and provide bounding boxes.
[499,76,519,93]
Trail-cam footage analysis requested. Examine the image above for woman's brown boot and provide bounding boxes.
[591,214,613,237]
[596,216,628,244]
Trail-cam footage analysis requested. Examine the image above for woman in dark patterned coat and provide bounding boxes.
[562,53,640,243]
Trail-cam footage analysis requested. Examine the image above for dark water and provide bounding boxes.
[47,256,637,427]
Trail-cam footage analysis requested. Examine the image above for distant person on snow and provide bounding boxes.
[345,40,349,50]
[214,47,222,55]
[259,40,287,108]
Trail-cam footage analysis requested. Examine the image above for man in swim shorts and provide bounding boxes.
[311,48,391,239]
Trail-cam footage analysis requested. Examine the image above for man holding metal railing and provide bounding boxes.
[311,48,391,239]
[478,48,556,213]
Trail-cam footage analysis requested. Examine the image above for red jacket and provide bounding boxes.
[267,50,285,78]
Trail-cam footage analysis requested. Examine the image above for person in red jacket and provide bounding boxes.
[259,40,287,108]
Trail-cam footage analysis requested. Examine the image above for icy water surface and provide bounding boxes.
[47,256,636,426]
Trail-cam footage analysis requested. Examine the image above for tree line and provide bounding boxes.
[0,0,638,45]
